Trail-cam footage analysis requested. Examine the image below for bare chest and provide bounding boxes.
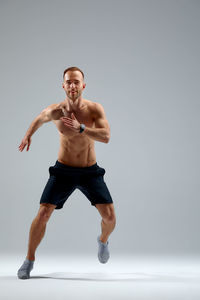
[53,107,94,137]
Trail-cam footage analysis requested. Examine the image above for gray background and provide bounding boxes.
[0,0,199,256]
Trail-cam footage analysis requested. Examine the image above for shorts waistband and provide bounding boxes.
[55,160,98,170]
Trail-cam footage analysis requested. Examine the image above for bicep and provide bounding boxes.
[94,104,110,131]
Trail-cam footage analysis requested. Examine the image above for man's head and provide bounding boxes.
[62,66,86,101]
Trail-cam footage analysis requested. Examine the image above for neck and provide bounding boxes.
[64,96,84,111]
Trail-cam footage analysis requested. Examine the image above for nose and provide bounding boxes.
[70,83,76,89]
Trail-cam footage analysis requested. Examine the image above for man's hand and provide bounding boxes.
[60,113,81,133]
[18,136,32,152]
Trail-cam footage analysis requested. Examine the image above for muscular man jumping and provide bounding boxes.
[17,66,116,279]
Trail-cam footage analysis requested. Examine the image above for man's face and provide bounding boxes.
[62,71,86,101]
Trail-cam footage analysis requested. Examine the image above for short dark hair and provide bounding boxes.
[63,66,84,80]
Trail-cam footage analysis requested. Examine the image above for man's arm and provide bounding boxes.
[18,104,57,152]
[82,103,110,143]
[25,104,57,137]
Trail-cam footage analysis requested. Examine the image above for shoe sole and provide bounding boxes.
[17,274,30,279]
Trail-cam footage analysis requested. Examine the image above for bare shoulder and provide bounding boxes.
[89,101,106,119]
[41,102,64,121]
[87,100,109,130]
[87,99,105,114]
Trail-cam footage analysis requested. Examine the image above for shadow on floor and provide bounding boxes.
[27,272,200,283]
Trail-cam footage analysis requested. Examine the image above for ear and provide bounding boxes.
[83,83,86,89]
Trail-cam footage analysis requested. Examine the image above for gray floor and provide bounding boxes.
[1,254,200,300]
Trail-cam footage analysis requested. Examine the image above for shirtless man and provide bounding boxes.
[17,66,116,279]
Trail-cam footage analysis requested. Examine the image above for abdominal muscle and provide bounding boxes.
[57,134,97,167]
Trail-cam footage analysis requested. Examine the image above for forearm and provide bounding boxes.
[81,126,110,143]
[25,116,44,137]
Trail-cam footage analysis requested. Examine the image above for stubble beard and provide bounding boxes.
[66,90,83,106]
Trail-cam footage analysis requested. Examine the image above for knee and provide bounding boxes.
[37,207,53,223]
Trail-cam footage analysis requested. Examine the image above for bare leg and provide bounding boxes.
[95,204,116,264]
[95,203,116,244]
[26,204,56,261]
[100,218,116,243]
[26,218,47,261]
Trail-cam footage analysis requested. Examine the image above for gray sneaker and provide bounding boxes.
[17,259,34,279]
[97,235,110,263]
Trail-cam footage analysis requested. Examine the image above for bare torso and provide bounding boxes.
[51,99,97,167]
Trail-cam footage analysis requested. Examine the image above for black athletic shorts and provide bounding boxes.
[39,160,113,209]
